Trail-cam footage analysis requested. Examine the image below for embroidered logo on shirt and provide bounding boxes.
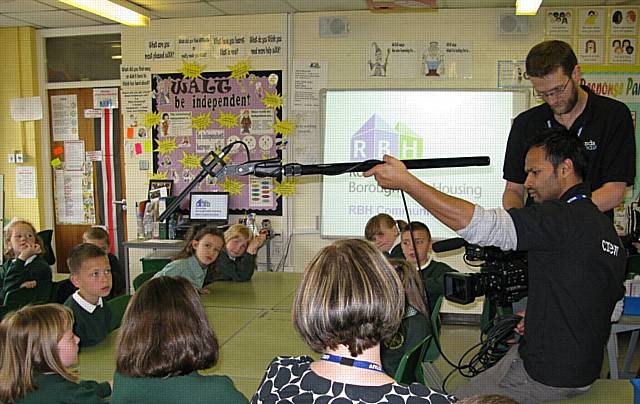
[584,140,597,151]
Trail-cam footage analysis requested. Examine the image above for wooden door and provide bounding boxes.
[48,88,127,272]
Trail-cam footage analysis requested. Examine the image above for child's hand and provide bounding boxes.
[18,242,41,261]
[247,230,268,254]
[20,280,37,289]
[514,310,525,336]
[198,287,209,295]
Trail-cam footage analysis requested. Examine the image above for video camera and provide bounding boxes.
[434,238,528,306]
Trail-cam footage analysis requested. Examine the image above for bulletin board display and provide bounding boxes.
[152,70,282,214]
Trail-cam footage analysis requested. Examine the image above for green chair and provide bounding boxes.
[133,270,158,291]
[37,229,56,266]
[106,294,132,331]
[424,295,444,362]
[394,335,432,385]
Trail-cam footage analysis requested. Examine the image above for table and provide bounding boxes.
[607,314,640,379]
[121,239,186,293]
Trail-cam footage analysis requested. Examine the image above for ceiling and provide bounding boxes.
[0,0,637,29]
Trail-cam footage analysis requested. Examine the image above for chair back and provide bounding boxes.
[133,270,158,291]
[106,294,132,331]
[37,230,56,266]
[394,335,432,385]
[424,295,444,362]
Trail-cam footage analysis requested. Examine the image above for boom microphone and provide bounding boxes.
[432,237,466,253]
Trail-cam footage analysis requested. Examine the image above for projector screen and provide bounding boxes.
[321,89,529,240]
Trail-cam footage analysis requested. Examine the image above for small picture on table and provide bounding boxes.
[148,179,173,200]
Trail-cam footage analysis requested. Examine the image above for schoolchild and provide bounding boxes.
[364,213,406,259]
[83,226,126,299]
[207,224,266,283]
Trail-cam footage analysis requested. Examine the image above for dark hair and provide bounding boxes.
[525,40,577,78]
[116,276,219,377]
[401,221,432,241]
[364,213,407,241]
[172,224,224,261]
[293,239,404,357]
[526,128,588,180]
[162,113,169,119]
[67,243,107,275]
[83,227,109,243]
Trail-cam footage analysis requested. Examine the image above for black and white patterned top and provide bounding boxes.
[251,356,456,404]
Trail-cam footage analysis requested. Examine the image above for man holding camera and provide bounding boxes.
[364,129,625,403]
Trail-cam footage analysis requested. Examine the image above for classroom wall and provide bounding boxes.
[0,27,45,230]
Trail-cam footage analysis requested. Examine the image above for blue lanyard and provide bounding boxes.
[321,353,385,373]
[566,194,588,204]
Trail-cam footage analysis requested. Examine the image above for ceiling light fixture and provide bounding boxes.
[58,0,149,27]
[515,0,543,16]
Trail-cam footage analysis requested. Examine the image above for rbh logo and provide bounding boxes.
[351,114,424,160]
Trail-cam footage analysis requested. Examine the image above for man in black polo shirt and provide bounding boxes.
[364,129,625,403]
[503,40,635,218]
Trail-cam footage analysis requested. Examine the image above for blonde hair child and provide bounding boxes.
[364,213,406,258]
[207,223,267,283]
[1,219,52,302]
[0,304,111,403]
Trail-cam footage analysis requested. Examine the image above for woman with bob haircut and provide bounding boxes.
[0,304,111,403]
[252,239,455,403]
[111,276,247,403]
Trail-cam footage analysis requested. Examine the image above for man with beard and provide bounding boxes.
[502,40,635,219]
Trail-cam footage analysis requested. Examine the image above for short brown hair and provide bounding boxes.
[82,227,109,244]
[401,221,432,241]
[116,276,219,377]
[173,223,224,261]
[293,239,404,357]
[526,40,577,78]
[67,243,106,275]
[0,304,76,403]
[364,213,407,241]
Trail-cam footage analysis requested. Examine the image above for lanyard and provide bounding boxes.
[321,353,385,373]
[566,194,588,204]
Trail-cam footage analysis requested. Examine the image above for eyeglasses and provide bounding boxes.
[533,78,572,100]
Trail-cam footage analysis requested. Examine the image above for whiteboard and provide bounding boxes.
[320,89,530,239]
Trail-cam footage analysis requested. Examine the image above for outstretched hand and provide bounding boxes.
[247,230,268,255]
[363,155,412,190]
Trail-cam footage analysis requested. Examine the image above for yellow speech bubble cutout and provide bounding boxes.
[179,151,201,170]
[143,111,161,129]
[273,178,297,198]
[179,60,205,80]
[272,117,296,138]
[262,90,284,109]
[51,158,62,168]
[227,59,252,80]
[215,110,239,128]
[220,177,244,196]
[149,172,168,180]
[190,112,211,130]
[155,137,178,156]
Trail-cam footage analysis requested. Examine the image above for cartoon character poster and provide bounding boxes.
[151,70,283,214]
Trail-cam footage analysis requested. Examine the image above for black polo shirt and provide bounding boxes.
[503,85,635,213]
[507,182,626,387]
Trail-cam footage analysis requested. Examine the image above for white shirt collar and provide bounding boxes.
[72,290,103,313]
[418,256,433,271]
[14,255,37,266]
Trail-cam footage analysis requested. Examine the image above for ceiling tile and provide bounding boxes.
[0,0,55,12]
[0,13,39,27]
[132,0,204,6]
[33,0,76,9]
[144,1,224,18]
[69,9,120,24]
[207,0,296,15]
[283,0,368,13]
[4,10,101,28]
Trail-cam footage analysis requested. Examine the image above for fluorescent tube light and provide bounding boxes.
[58,0,149,27]
[515,0,543,16]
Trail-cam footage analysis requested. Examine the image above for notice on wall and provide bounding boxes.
[93,88,118,109]
[54,163,95,224]
[64,140,85,171]
[248,33,284,57]
[10,96,42,121]
[177,34,211,60]
[51,94,78,141]
[144,39,176,61]
[15,166,36,199]
[212,34,246,58]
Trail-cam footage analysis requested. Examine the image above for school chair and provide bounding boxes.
[133,270,159,291]
[394,335,432,385]
[37,229,56,266]
[106,294,132,331]
[423,295,444,389]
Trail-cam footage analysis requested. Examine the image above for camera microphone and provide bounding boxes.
[432,237,466,253]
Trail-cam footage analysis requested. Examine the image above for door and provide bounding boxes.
[48,88,127,272]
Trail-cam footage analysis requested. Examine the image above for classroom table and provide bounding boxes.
[607,314,640,379]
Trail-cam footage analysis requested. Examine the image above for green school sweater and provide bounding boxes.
[64,295,112,348]
[206,251,256,284]
[15,373,110,404]
[111,371,248,404]
[1,255,52,302]
[419,259,457,310]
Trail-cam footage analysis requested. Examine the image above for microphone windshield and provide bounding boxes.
[432,237,466,253]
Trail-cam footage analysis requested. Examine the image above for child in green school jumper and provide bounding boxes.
[64,243,113,348]
[401,221,458,310]
[365,213,407,259]
[1,219,52,303]
[381,259,432,377]
[206,224,267,283]
[0,304,111,403]
[112,276,247,404]
[153,224,224,294]
[83,226,126,300]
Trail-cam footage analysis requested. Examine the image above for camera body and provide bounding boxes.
[444,244,528,306]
